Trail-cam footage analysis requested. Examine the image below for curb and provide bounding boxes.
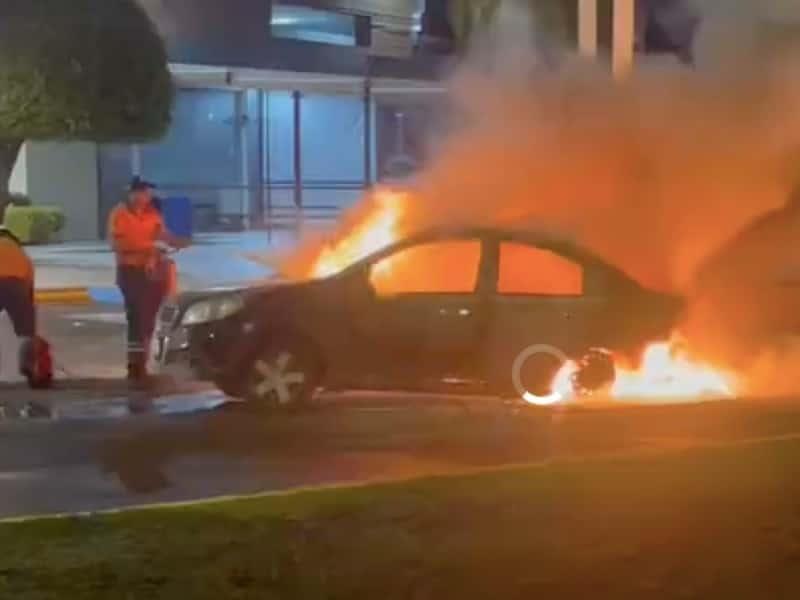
[35,288,92,305]
[34,286,124,306]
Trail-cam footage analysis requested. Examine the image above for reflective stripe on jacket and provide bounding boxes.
[108,203,164,268]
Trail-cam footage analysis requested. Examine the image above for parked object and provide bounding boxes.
[162,197,193,239]
[152,243,180,301]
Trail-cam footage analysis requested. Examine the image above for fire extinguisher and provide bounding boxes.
[19,336,54,390]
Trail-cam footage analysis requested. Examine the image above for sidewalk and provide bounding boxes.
[29,231,301,302]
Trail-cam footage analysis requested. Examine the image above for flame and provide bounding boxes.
[302,193,738,407]
[311,191,406,279]
[526,337,738,406]
[610,340,736,400]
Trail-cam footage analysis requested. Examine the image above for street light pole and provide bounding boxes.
[578,0,598,58]
[613,0,636,79]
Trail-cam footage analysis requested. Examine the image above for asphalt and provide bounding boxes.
[1,304,800,520]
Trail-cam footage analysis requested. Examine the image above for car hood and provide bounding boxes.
[173,277,295,307]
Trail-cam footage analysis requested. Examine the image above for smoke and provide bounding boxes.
[281,1,800,394]
[405,3,800,293]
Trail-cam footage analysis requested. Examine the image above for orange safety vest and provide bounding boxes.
[108,203,164,268]
[0,228,34,283]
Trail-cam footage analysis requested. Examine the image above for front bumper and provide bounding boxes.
[149,325,200,382]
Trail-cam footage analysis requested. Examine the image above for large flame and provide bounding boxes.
[304,192,739,406]
[526,337,737,406]
[311,191,407,279]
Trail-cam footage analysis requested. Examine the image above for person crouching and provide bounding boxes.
[0,200,36,355]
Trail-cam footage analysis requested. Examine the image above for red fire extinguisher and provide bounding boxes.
[19,336,54,390]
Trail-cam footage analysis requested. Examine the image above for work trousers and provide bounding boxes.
[117,266,165,377]
[0,277,35,338]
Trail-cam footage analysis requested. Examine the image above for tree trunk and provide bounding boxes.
[0,139,23,197]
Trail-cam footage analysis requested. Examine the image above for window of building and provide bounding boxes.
[498,243,583,296]
[369,240,481,297]
[271,5,357,46]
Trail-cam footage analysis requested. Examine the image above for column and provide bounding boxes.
[130,144,142,176]
[613,0,636,80]
[578,0,598,58]
[292,90,303,212]
[363,78,373,189]
[234,90,250,229]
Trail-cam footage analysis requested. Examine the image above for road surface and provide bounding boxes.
[1,305,800,520]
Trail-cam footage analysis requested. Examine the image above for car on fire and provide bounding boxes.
[151,228,685,406]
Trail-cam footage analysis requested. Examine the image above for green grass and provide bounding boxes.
[4,436,800,599]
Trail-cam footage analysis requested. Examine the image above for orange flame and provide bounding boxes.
[610,340,736,400]
[303,193,739,406]
[311,191,407,279]
[525,337,738,406]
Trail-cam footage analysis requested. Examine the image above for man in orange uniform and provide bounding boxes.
[0,200,35,343]
[109,177,185,382]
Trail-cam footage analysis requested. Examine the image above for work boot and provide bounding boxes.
[127,356,148,388]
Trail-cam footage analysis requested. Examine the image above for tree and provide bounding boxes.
[0,0,173,193]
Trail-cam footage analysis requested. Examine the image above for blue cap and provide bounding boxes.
[128,176,157,192]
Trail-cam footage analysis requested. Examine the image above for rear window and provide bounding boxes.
[498,242,583,296]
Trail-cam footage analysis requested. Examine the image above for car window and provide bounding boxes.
[369,240,481,296]
[498,242,584,296]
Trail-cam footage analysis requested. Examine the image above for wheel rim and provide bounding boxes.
[251,351,307,405]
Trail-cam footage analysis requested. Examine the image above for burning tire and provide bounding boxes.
[242,337,321,408]
[572,349,616,396]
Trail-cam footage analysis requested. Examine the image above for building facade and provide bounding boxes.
[13,0,787,241]
[11,0,453,240]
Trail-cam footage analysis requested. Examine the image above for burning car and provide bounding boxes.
[151,226,687,406]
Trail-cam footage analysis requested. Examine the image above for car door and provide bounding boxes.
[347,236,491,391]
[486,237,611,397]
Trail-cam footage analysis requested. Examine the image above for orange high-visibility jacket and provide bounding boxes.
[0,228,34,284]
[108,203,164,268]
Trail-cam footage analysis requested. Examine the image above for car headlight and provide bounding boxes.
[181,295,244,326]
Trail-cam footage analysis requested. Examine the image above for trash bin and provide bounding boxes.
[162,196,193,239]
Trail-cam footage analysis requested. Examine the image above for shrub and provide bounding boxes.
[3,205,65,244]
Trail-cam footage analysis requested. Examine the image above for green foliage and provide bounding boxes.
[4,204,65,244]
[3,435,800,598]
[0,0,173,143]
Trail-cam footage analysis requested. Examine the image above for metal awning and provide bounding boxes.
[169,63,447,100]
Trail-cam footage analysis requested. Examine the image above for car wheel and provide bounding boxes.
[243,338,321,408]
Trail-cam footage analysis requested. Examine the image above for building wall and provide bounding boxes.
[8,146,27,196]
[95,85,439,236]
[13,142,100,241]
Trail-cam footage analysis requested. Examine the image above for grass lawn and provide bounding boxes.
[3,436,800,599]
